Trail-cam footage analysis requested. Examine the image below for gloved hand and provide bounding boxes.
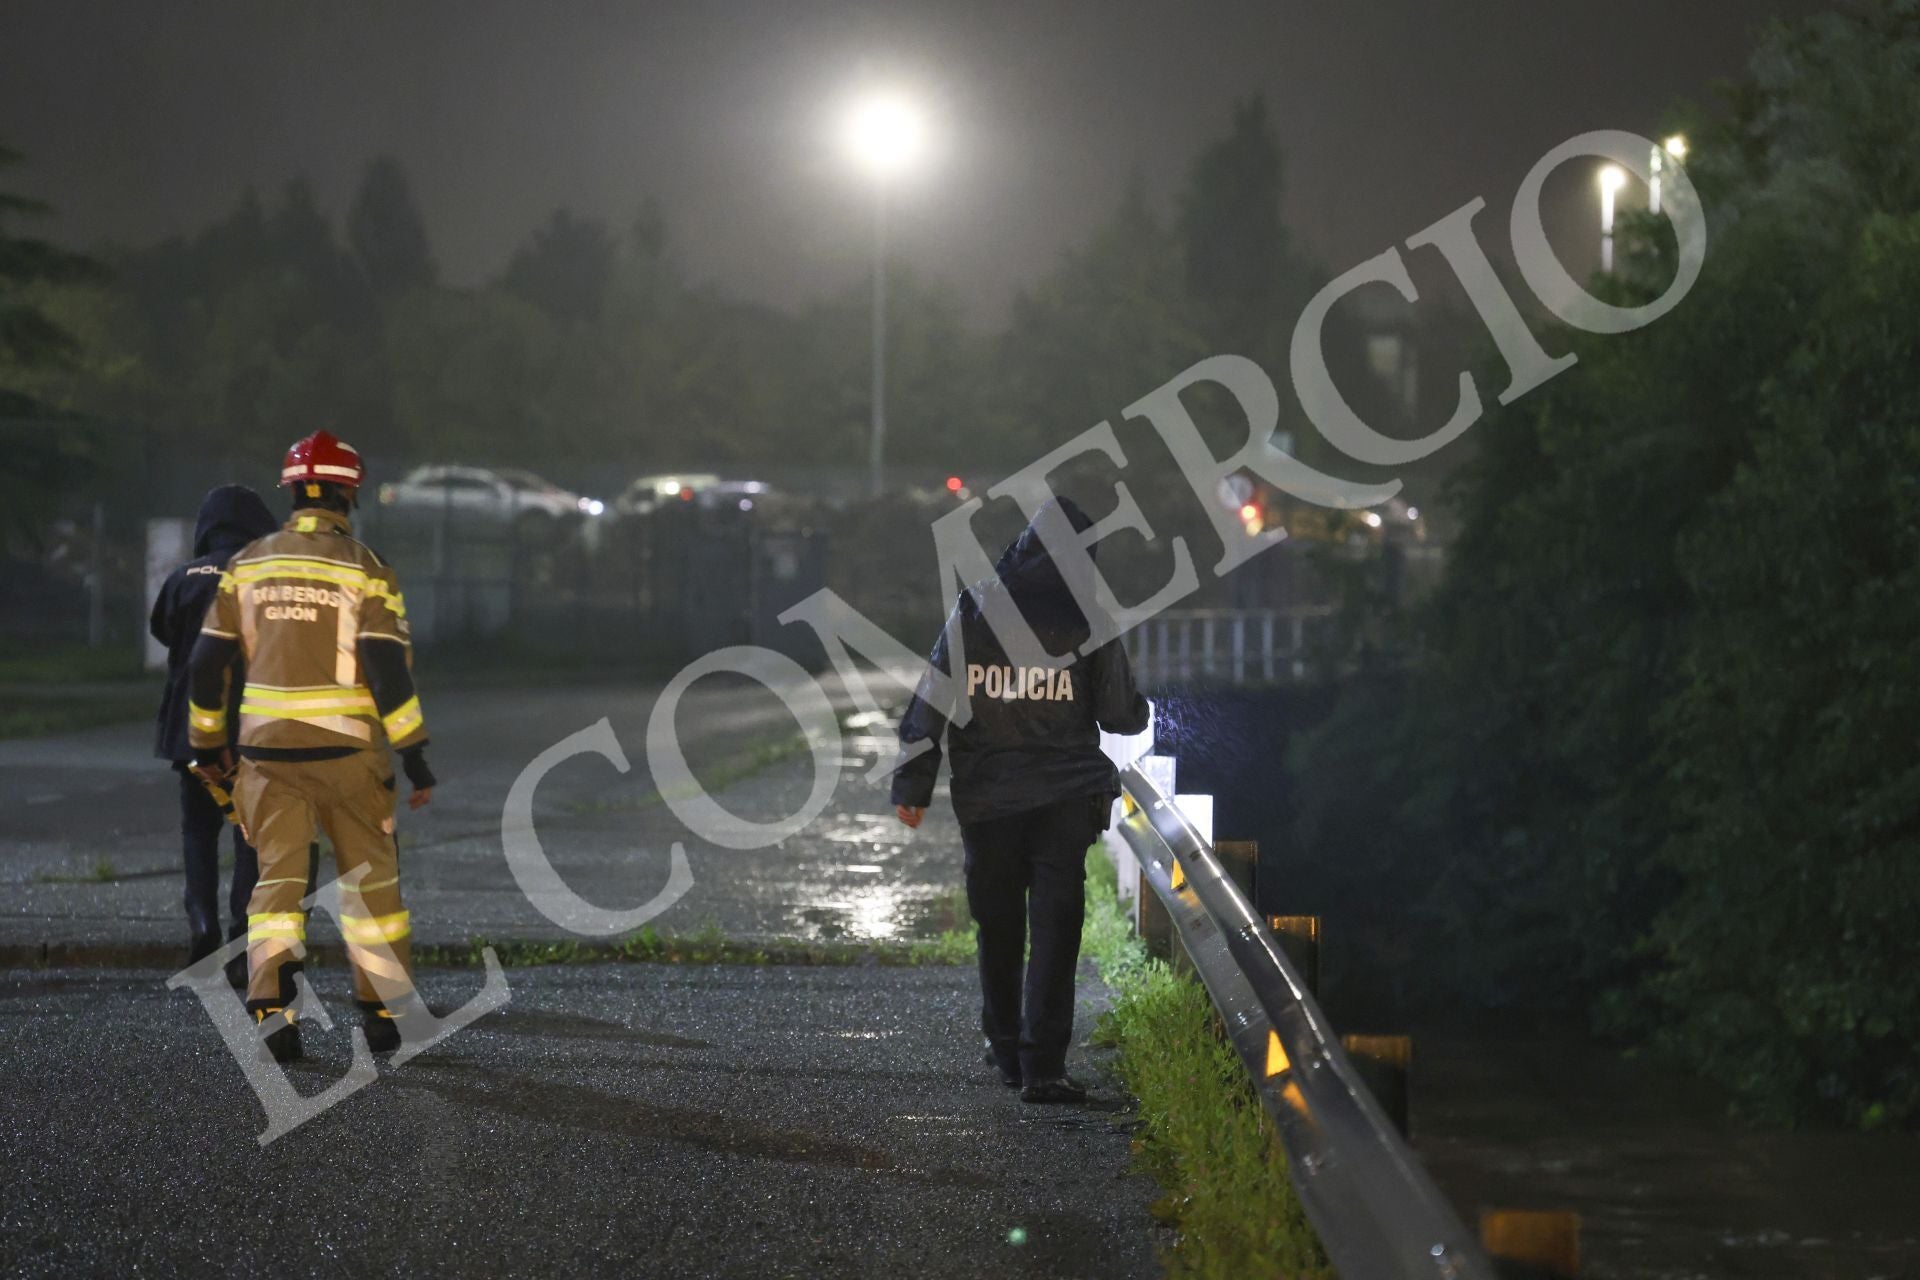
[399,745,436,810]
[191,746,235,784]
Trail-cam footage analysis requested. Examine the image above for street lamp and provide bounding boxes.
[1650,133,1687,216]
[1598,164,1627,274]
[841,89,928,498]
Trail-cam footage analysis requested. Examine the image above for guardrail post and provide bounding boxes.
[1480,1210,1580,1279]
[1341,1033,1413,1136]
[1137,866,1174,960]
[1215,839,1257,902]
[1266,915,1320,996]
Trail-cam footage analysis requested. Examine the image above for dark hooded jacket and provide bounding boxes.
[891,496,1151,825]
[150,485,278,761]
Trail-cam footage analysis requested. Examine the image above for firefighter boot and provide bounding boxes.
[362,1005,402,1055]
[255,1007,302,1063]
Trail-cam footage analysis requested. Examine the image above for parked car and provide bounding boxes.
[694,479,774,513]
[610,473,720,518]
[378,465,606,524]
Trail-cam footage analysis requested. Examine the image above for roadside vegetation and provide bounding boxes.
[1082,847,1326,1279]
[1287,3,1920,1128]
[0,641,158,739]
[417,921,973,970]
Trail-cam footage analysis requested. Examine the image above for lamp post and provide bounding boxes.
[842,90,927,498]
[1598,164,1626,274]
[1650,133,1686,216]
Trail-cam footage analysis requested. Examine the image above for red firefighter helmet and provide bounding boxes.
[279,430,365,489]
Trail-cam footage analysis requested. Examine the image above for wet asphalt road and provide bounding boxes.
[1,678,1170,1278]
[0,962,1165,1279]
[2,670,971,951]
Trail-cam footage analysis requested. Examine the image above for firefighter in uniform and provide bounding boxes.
[186,430,438,1063]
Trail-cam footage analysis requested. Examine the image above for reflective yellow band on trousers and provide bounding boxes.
[247,912,307,941]
[339,911,411,944]
[382,696,424,740]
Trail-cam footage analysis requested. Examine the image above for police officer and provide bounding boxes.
[150,484,277,979]
[891,496,1149,1104]
[186,430,438,1063]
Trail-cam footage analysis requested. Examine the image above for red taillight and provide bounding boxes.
[679,487,694,501]
[945,475,964,493]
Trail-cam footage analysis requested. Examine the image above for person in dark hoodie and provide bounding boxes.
[892,496,1150,1104]
[150,484,278,974]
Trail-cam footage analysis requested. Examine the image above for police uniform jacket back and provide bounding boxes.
[150,485,277,762]
[891,497,1150,825]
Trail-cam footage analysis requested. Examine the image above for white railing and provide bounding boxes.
[1121,606,1335,687]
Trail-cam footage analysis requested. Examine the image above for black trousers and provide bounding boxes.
[960,795,1103,1083]
[176,765,259,948]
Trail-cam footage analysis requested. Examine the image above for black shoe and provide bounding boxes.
[223,952,248,991]
[255,1008,303,1063]
[187,933,219,966]
[1020,1076,1087,1105]
[981,1049,1018,1088]
[363,1008,402,1055]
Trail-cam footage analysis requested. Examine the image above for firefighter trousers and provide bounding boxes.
[233,750,414,1014]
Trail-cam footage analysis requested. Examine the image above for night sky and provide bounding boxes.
[0,0,1828,322]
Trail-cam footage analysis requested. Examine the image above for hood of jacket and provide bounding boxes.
[192,484,278,558]
[971,496,1101,655]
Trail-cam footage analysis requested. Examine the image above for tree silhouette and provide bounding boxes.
[0,142,106,543]
[500,208,615,324]
[348,155,437,299]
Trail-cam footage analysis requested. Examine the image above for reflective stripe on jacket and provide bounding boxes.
[190,508,427,753]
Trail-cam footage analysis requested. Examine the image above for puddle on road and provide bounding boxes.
[812,814,909,847]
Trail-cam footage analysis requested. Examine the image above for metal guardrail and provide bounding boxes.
[1115,759,1494,1280]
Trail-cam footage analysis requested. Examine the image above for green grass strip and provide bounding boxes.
[414,921,975,969]
[1083,845,1328,1279]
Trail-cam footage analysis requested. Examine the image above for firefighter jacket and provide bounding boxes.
[891,496,1151,825]
[186,506,428,757]
[151,484,277,762]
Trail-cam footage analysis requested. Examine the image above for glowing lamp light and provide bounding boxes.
[1599,163,1628,243]
[1362,510,1384,529]
[843,90,928,183]
[945,475,964,493]
[1664,134,1689,160]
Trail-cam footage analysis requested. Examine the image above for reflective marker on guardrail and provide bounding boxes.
[1114,759,1495,1280]
[1480,1210,1580,1279]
